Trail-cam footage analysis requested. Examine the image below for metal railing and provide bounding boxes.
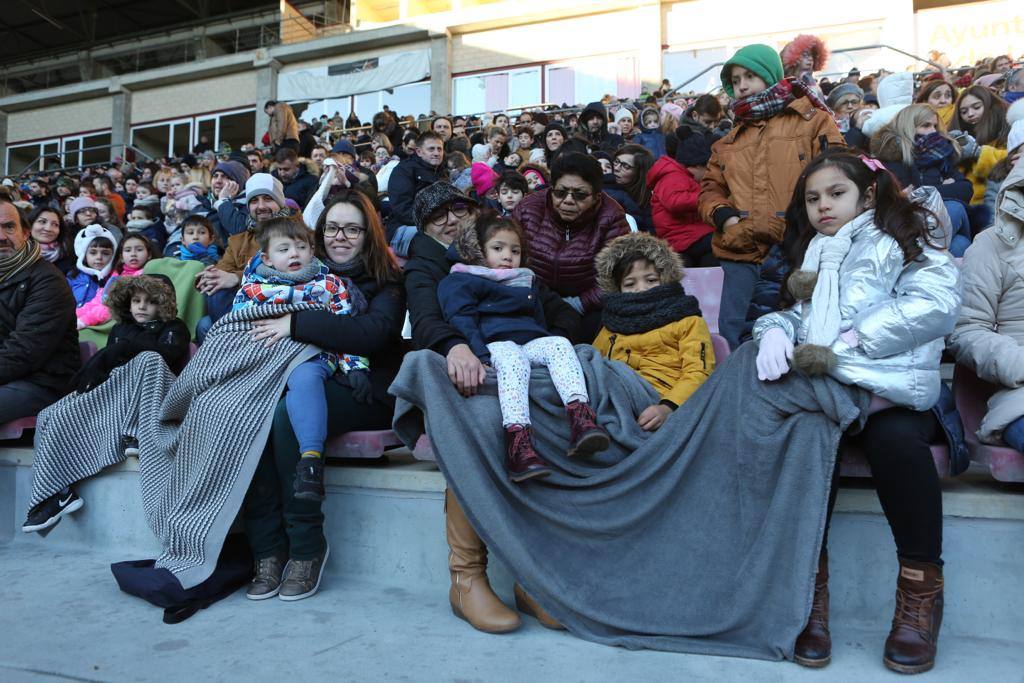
[663,43,946,100]
[12,144,153,180]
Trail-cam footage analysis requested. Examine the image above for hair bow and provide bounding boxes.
[859,155,886,173]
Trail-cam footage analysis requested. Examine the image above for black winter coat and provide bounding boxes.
[73,318,190,392]
[882,160,974,205]
[275,166,319,211]
[403,232,580,355]
[0,258,80,393]
[290,260,406,406]
[385,156,442,238]
[603,180,654,234]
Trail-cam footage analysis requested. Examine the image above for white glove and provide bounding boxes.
[302,158,339,229]
[756,327,794,381]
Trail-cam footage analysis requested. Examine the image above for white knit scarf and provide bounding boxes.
[798,210,874,346]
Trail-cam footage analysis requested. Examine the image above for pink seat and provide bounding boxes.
[953,365,1024,482]
[681,267,723,334]
[412,434,435,462]
[188,343,199,359]
[710,333,729,363]
[841,443,951,478]
[0,342,97,441]
[323,429,404,459]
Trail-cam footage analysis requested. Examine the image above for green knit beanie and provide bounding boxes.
[720,44,784,97]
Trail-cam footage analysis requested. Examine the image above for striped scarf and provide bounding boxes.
[730,77,833,122]
[0,239,41,284]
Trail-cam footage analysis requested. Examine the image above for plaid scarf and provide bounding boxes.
[0,238,42,284]
[913,132,956,173]
[730,77,833,122]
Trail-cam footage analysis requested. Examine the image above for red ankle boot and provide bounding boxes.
[566,401,610,458]
[505,425,551,483]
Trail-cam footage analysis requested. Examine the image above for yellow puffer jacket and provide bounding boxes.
[592,316,715,407]
[966,144,1008,204]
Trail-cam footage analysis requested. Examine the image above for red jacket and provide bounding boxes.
[513,189,628,312]
[648,157,712,254]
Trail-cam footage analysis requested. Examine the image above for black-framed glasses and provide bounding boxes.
[428,202,471,226]
[551,187,592,202]
[612,159,634,171]
[324,223,366,240]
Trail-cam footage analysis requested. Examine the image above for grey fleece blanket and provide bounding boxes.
[31,304,319,589]
[390,343,869,660]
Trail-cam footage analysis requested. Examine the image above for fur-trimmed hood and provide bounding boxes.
[780,34,829,72]
[595,232,683,293]
[104,274,178,324]
[453,219,486,266]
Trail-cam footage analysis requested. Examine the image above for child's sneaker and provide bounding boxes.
[22,487,84,533]
[505,425,551,483]
[566,401,610,458]
[279,545,330,601]
[293,456,325,501]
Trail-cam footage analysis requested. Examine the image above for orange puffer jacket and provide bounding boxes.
[698,98,843,264]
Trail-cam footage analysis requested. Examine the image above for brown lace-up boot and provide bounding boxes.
[794,551,831,667]
[884,559,944,674]
[505,424,551,483]
[566,401,610,458]
[445,489,521,634]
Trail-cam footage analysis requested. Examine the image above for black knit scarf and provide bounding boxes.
[601,283,702,335]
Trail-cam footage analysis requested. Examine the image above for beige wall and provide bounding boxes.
[131,71,258,124]
[452,6,661,81]
[7,97,113,143]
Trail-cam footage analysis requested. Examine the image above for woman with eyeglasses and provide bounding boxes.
[513,152,629,343]
[403,180,581,633]
[241,190,406,601]
[604,145,655,234]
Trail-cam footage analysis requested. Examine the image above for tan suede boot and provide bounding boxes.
[445,489,521,633]
[514,583,566,630]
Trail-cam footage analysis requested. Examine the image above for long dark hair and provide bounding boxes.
[952,85,1009,147]
[613,144,654,208]
[27,205,73,255]
[780,150,933,305]
[313,190,399,285]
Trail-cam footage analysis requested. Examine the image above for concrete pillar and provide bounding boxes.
[254,55,281,146]
[0,111,8,176]
[109,86,132,163]
[429,32,452,116]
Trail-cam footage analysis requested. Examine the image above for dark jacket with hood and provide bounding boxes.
[404,230,580,355]
[577,102,624,154]
[71,275,190,392]
[513,188,629,312]
[274,161,319,210]
[602,177,654,234]
[437,224,552,364]
[0,256,80,394]
[290,259,406,406]
[386,156,442,238]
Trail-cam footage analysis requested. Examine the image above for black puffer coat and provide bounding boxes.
[0,258,80,393]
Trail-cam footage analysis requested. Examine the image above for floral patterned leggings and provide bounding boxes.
[487,337,589,427]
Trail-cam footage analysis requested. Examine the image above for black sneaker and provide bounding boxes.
[22,488,84,533]
[121,435,140,457]
[293,457,325,502]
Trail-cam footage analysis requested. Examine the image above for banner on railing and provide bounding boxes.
[278,50,430,101]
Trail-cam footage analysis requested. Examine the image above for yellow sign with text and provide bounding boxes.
[916,0,1024,66]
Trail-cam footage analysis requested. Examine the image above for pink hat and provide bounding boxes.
[470,163,499,197]
[661,102,684,122]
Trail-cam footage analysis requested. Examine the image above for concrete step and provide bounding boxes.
[2,445,1023,680]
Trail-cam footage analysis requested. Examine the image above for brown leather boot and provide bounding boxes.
[506,425,551,483]
[794,551,831,668]
[566,401,610,458]
[514,583,566,630]
[884,559,944,674]
[445,489,521,634]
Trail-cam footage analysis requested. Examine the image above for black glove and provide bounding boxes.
[342,369,373,404]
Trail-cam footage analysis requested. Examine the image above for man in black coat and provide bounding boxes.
[272,147,318,210]
[577,101,624,154]
[0,198,80,423]
[403,182,580,397]
[385,131,445,255]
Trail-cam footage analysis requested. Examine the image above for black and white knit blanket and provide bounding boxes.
[30,303,319,589]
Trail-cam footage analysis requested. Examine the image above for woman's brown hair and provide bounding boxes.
[952,85,1010,147]
[314,190,399,285]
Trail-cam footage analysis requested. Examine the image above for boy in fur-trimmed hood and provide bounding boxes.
[592,233,715,431]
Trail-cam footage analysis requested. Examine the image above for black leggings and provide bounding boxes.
[681,233,718,268]
[823,407,943,564]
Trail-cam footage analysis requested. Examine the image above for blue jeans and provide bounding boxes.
[718,260,761,350]
[1003,415,1024,453]
[196,287,237,344]
[389,225,418,258]
[944,200,971,257]
[285,358,333,455]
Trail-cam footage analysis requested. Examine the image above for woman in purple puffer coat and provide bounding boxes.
[513,152,629,342]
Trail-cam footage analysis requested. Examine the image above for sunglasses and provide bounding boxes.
[551,188,592,202]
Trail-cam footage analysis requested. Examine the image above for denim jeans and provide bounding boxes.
[1003,415,1024,453]
[196,287,237,344]
[718,260,761,350]
[389,225,418,258]
[284,358,333,454]
[0,380,62,423]
[944,199,972,258]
